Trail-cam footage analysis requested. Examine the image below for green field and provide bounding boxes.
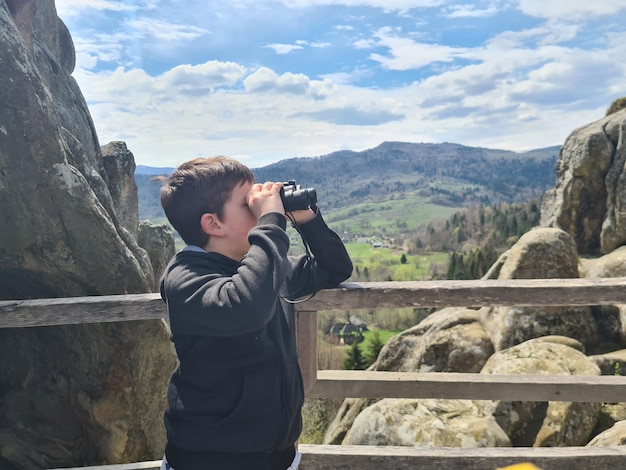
[345,242,448,281]
[323,194,459,237]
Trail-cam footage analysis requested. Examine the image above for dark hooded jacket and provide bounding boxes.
[160,210,352,469]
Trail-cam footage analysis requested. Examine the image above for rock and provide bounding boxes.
[579,245,626,278]
[0,2,177,468]
[323,397,376,445]
[589,404,626,441]
[486,227,580,280]
[588,349,626,376]
[138,221,176,286]
[0,320,177,469]
[541,109,626,255]
[0,0,152,298]
[478,338,601,447]
[344,398,511,447]
[324,307,494,445]
[480,228,599,351]
[376,307,493,373]
[579,246,626,347]
[587,420,626,446]
[101,141,140,238]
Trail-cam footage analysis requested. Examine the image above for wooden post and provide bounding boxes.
[296,310,318,395]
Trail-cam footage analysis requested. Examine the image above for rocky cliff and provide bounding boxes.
[325,109,626,450]
[0,1,176,468]
[541,108,626,255]
[0,0,153,296]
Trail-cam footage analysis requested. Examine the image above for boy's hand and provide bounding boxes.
[287,208,316,225]
[247,182,285,219]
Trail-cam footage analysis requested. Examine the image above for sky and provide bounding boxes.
[55,0,626,169]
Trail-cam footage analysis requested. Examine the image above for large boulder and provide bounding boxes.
[478,337,601,447]
[324,307,493,444]
[0,0,152,296]
[587,420,626,447]
[541,108,626,255]
[101,141,140,238]
[0,321,176,469]
[376,307,493,373]
[138,221,176,287]
[0,1,177,468]
[579,246,626,348]
[344,398,511,447]
[480,228,599,351]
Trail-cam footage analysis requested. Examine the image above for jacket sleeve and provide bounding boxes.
[162,213,291,337]
[284,209,353,300]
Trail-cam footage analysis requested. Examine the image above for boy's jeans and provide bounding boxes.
[160,451,301,470]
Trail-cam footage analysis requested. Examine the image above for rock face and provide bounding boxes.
[344,398,511,447]
[480,228,599,352]
[0,0,152,297]
[327,108,626,448]
[101,141,140,238]
[541,108,626,255]
[478,338,601,447]
[0,1,177,468]
[138,221,176,287]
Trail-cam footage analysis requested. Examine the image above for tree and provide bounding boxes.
[343,341,366,370]
[606,97,626,116]
[364,330,385,367]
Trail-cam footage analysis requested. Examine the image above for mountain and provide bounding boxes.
[135,165,176,175]
[135,141,560,222]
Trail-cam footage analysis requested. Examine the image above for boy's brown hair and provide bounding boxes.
[156,156,255,247]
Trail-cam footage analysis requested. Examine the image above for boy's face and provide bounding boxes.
[218,181,257,261]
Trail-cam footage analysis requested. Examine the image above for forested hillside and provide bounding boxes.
[136,141,557,282]
[254,141,558,210]
[411,200,542,279]
[136,141,559,222]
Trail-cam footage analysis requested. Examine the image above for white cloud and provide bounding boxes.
[125,18,209,41]
[444,4,499,18]
[57,0,626,168]
[162,62,247,91]
[243,67,312,95]
[369,28,469,70]
[310,41,332,48]
[254,0,445,10]
[264,43,305,54]
[55,0,157,17]
[516,0,626,20]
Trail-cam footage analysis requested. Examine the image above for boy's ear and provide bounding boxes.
[200,213,224,237]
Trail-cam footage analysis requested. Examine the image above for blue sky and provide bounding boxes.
[56,0,626,168]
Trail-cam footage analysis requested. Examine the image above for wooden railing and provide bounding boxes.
[3,277,626,469]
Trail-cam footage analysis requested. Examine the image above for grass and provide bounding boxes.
[345,242,448,281]
[152,206,452,282]
[360,328,402,359]
[323,194,459,238]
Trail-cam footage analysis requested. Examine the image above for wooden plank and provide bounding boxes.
[49,462,161,470]
[296,310,318,395]
[309,370,626,403]
[298,444,626,470]
[47,446,626,470]
[304,278,626,311]
[0,293,165,328]
[3,278,626,328]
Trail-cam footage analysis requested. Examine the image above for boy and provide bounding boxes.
[156,156,353,470]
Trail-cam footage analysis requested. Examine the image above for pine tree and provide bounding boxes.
[343,341,366,370]
[364,330,385,368]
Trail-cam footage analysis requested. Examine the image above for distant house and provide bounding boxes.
[326,316,368,345]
